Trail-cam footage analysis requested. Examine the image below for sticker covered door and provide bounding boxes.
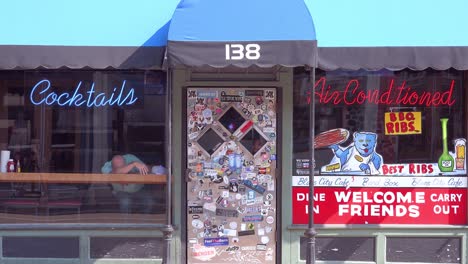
[186,88,277,263]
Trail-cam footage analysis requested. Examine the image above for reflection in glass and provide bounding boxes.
[387,237,461,263]
[197,129,224,155]
[240,128,267,155]
[300,236,375,261]
[292,68,466,175]
[218,107,246,134]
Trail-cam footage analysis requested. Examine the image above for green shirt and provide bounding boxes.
[101,154,144,193]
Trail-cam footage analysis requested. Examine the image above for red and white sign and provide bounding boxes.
[292,187,467,225]
[292,176,467,188]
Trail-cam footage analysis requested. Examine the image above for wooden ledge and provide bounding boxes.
[0,173,167,184]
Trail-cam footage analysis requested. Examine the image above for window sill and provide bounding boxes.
[0,173,167,184]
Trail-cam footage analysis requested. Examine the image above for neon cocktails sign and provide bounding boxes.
[30,79,138,107]
[307,77,456,107]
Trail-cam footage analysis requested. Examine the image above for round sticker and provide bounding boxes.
[230,222,238,229]
[261,236,270,244]
[204,219,212,228]
[266,216,275,224]
[235,193,242,200]
[202,109,213,122]
[192,219,204,229]
[255,96,264,105]
[266,193,274,201]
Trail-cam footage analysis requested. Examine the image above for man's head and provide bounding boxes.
[111,155,125,170]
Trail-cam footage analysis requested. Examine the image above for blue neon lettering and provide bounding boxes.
[93,93,107,107]
[46,93,57,105]
[57,93,70,106]
[120,81,138,105]
[102,88,118,106]
[86,83,96,107]
[110,84,125,105]
[69,82,85,106]
[30,79,51,105]
[29,79,138,107]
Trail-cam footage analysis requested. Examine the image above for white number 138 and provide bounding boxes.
[225,44,261,60]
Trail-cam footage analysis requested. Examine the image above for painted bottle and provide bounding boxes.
[438,118,454,172]
[454,138,466,170]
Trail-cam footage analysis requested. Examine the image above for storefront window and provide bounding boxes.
[292,69,468,225]
[0,70,167,224]
[294,68,466,173]
[386,237,461,263]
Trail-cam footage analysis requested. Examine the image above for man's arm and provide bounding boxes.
[112,161,149,175]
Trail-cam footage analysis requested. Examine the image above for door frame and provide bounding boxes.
[170,67,294,264]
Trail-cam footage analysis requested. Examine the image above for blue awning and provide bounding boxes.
[2,0,467,70]
[305,0,468,70]
[0,0,179,69]
[167,0,317,68]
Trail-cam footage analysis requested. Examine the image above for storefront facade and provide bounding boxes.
[1,0,468,264]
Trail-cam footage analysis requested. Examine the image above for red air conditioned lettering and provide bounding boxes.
[310,78,456,107]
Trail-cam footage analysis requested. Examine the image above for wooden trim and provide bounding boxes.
[0,173,167,184]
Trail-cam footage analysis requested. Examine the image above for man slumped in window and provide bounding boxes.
[101,154,166,214]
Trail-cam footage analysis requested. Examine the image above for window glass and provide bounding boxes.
[0,70,167,224]
[90,237,164,259]
[3,237,79,258]
[300,236,375,261]
[386,237,461,263]
[293,69,467,176]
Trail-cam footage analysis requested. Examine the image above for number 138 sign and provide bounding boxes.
[225,44,261,60]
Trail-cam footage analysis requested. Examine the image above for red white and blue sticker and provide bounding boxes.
[204,237,229,247]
